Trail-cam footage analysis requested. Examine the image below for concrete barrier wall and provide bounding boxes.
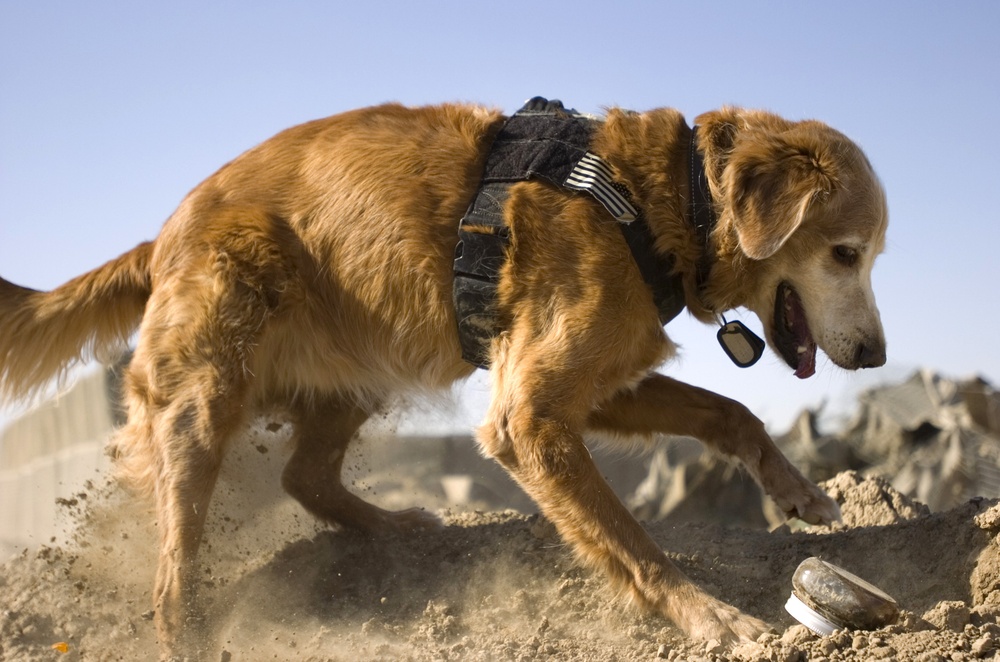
[0,365,652,559]
[0,369,116,556]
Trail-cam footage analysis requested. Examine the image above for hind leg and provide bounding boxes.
[119,340,254,658]
[115,208,298,657]
[281,395,441,534]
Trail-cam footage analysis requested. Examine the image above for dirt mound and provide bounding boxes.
[1,470,998,661]
[821,470,932,528]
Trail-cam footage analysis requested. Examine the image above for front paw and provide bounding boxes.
[775,481,841,525]
[674,589,774,645]
[760,454,841,526]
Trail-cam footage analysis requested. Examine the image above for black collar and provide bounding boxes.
[688,126,718,296]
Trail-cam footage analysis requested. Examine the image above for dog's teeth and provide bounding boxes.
[797,346,808,354]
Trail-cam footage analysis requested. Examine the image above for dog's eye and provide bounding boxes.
[833,245,859,266]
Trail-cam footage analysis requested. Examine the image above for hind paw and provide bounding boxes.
[383,507,443,534]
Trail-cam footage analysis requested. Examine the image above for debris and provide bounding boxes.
[628,370,1000,525]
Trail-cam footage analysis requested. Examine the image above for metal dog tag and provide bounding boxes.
[717,319,765,368]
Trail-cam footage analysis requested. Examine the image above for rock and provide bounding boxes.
[974,502,1000,530]
[972,634,996,657]
[731,641,767,661]
[923,600,971,632]
[816,637,838,655]
[704,638,725,656]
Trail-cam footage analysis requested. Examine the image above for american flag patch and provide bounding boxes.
[563,152,639,223]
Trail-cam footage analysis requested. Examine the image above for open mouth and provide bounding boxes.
[774,282,817,379]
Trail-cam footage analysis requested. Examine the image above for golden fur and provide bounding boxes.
[0,101,887,656]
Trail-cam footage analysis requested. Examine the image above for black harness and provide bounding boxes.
[452,97,692,368]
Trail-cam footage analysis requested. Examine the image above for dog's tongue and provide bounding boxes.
[795,342,817,379]
[785,287,817,379]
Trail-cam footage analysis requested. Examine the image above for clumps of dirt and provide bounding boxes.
[0,543,157,660]
[821,470,931,528]
[1,471,999,661]
[729,616,1000,662]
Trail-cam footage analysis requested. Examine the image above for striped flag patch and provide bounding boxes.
[563,152,639,223]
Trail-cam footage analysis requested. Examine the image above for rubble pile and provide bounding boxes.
[630,370,1000,525]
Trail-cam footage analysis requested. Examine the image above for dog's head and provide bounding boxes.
[696,108,888,379]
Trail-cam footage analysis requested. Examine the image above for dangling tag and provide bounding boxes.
[717,317,765,368]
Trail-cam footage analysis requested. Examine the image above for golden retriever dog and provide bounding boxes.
[0,100,887,657]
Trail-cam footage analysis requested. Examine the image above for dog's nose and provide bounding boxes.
[857,341,886,368]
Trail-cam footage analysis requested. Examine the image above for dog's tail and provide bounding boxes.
[0,241,154,403]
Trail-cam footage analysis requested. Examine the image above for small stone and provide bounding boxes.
[817,637,838,655]
[781,624,813,645]
[974,502,1000,530]
[852,634,868,649]
[704,638,725,655]
[870,645,897,659]
[900,610,937,632]
[828,629,852,649]
[972,634,996,657]
[971,604,1000,626]
[924,601,971,633]
[656,643,669,658]
[731,642,766,661]
[533,617,550,638]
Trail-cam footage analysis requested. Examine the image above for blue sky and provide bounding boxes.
[1,1,998,433]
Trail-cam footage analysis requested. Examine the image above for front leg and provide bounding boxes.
[478,343,772,644]
[588,373,840,525]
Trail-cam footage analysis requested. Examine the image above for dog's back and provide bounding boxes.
[0,104,502,407]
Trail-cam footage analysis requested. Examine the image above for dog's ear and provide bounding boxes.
[696,110,838,260]
[693,108,743,185]
[723,125,838,260]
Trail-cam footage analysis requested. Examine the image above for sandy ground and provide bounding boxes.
[2,427,999,661]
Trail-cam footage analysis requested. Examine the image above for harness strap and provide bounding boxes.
[453,98,686,367]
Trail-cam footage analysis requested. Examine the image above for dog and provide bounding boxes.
[0,100,887,657]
